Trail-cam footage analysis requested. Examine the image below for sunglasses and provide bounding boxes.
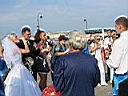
[96,38,100,40]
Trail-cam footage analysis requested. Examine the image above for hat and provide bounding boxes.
[58,35,68,41]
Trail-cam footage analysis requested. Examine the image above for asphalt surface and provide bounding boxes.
[95,83,112,96]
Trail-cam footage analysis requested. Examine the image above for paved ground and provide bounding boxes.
[46,72,112,96]
[95,83,112,96]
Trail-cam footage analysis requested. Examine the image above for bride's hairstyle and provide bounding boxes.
[7,33,17,39]
[7,33,19,43]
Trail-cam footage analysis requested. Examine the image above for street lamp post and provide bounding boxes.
[83,18,88,30]
[37,12,43,30]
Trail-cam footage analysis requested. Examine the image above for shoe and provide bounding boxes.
[97,84,101,87]
[110,81,112,84]
[101,83,108,86]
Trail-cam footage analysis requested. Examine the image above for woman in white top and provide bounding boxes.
[2,33,41,96]
[90,35,107,86]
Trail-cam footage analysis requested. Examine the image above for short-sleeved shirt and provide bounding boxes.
[50,43,66,70]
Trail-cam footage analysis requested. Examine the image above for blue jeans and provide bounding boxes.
[112,73,128,96]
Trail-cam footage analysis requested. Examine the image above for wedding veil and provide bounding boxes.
[2,36,22,69]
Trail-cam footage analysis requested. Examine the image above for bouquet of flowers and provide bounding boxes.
[42,84,61,96]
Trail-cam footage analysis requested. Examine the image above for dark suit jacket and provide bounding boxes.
[16,39,40,79]
[53,52,100,96]
[17,39,39,60]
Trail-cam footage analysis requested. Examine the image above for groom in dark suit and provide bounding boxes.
[17,26,39,81]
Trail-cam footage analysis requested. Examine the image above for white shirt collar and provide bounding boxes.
[120,30,128,36]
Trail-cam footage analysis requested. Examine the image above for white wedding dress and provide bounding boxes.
[2,37,41,96]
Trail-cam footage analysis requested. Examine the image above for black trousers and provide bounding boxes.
[31,64,38,81]
[118,78,128,96]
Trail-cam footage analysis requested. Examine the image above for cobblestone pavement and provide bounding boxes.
[47,72,112,96]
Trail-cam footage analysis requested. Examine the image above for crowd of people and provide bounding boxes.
[0,15,128,96]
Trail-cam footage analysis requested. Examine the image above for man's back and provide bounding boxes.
[53,52,100,96]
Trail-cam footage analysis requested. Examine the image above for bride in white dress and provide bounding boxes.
[2,33,41,96]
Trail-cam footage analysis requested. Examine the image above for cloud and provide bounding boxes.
[0,12,33,26]
[0,0,127,36]
[14,0,31,8]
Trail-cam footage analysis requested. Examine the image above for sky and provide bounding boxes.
[0,0,128,38]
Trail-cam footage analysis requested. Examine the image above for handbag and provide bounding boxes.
[36,56,50,73]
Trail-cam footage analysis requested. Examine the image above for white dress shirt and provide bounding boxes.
[107,30,128,74]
